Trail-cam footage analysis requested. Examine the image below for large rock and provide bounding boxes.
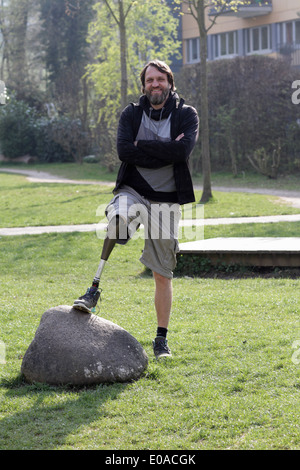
[21,306,148,385]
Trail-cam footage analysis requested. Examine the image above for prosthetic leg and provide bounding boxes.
[92,216,122,284]
[73,216,126,313]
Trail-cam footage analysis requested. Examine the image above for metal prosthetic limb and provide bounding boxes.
[93,215,125,286]
[72,217,126,313]
[92,238,116,285]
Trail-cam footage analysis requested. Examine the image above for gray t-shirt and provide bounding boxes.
[135,111,176,193]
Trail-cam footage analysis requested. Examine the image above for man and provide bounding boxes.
[73,60,199,359]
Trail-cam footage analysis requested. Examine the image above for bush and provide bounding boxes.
[35,116,91,163]
[34,117,74,163]
[208,56,298,173]
[46,117,90,164]
[0,97,37,158]
[0,96,91,163]
[176,55,300,175]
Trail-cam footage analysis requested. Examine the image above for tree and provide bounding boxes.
[0,0,31,98]
[0,0,49,105]
[176,0,252,203]
[39,0,95,119]
[86,0,181,126]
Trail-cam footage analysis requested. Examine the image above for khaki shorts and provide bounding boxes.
[105,185,181,279]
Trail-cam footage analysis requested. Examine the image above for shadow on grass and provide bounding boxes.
[140,261,300,280]
[0,375,127,450]
[172,252,300,279]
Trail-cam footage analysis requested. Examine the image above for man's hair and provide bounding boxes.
[140,60,176,94]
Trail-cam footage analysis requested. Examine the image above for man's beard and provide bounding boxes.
[146,87,170,106]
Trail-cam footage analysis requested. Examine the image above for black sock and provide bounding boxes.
[156,327,168,338]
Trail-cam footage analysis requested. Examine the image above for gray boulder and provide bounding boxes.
[21,305,148,385]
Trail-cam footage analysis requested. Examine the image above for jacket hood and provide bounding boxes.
[138,91,182,121]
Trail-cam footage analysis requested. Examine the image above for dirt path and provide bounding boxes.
[211,185,300,208]
[0,167,115,186]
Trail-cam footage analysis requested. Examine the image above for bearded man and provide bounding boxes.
[73,60,199,359]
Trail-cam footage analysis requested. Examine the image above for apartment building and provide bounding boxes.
[182,0,300,67]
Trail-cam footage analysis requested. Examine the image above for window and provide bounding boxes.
[286,22,293,44]
[228,31,235,54]
[220,33,227,55]
[261,26,269,50]
[212,31,237,59]
[246,25,271,54]
[252,28,259,51]
[278,20,300,46]
[185,38,200,64]
[296,21,300,44]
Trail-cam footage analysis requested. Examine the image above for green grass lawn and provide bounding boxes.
[1,162,299,190]
[0,162,119,182]
[0,172,299,229]
[1,231,300,450]
[0,168,300,450]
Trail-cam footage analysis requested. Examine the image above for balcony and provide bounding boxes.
[209,1,272,19]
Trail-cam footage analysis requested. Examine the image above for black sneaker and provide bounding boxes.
[73,286,101,313]
[152,336,172,359]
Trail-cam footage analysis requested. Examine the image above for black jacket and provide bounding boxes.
[114,92,199,205]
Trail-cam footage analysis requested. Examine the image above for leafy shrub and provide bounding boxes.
[46,117,90,164]
[0,97,37,158]
[0,96,91,163]
[176,55,299,175]
[208,55,298,173]
[34,117,74,163]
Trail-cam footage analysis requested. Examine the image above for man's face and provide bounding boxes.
[144,65,171,108]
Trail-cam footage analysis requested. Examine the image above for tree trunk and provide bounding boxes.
[198,1,212,203]
[81,75,88,131]
[118,0,128,111]
[8,0,29,97]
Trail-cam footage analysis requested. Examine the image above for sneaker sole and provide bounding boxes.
[154,352,172,360]
[72,302,92,314]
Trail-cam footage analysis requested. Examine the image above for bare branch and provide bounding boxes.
[124,0,134,20]
[206,2,228,32]
[103,0,120,25]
